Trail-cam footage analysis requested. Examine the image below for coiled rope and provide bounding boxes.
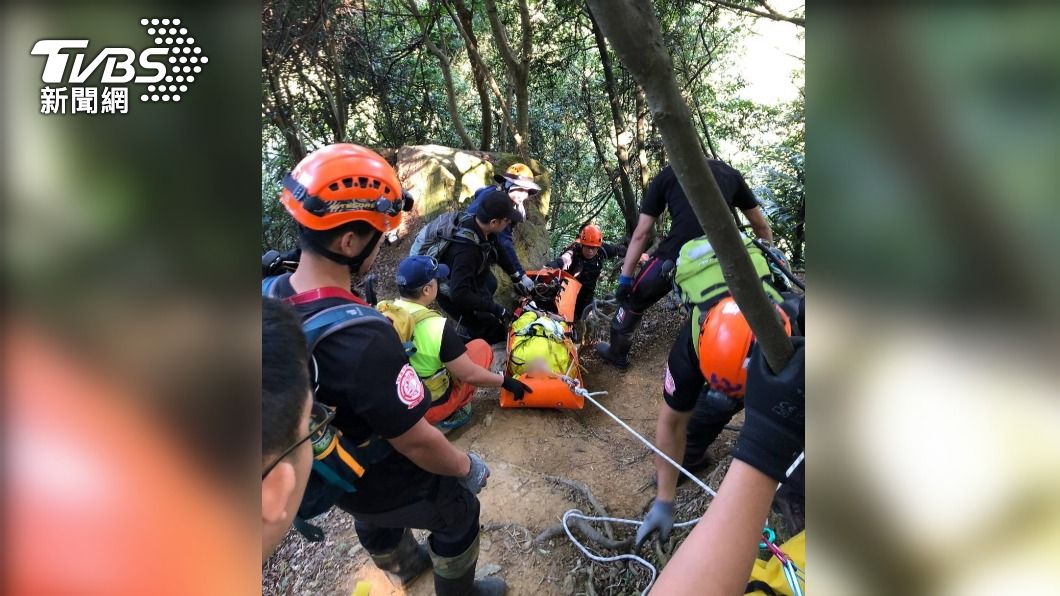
[558,382,802,595]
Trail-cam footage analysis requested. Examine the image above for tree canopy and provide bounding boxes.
[262,0,804,268]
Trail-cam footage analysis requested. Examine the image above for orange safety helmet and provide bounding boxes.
[279,144,412,232]
[697,297,791,398]
[577,224,603,248]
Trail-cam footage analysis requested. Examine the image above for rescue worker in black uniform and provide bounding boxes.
[595,161,774,369]
[546,223,625,322]
[268,144,506,595]
[436,189,524,345]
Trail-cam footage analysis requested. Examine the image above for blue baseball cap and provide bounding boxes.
[396,255,450,289]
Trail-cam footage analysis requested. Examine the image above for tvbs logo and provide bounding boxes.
[31,18,208,114]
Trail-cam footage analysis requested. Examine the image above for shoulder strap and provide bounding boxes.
[261,274,285,299]
[412,308,443,324]
[301,303,392,353]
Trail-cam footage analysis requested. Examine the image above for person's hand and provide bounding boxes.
[733,337,806,481]
[559,252,573,270]
[635,499,674,551]
[512,273,534,296]
[488,303,509,321]
[501,375,533,400]
[460,452,490,494]
[615,274,634,303]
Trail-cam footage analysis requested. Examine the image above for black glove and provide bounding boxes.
[501,375,533,400]
[491,304,509,322]
[732,337,806,481]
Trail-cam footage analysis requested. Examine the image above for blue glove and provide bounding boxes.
[460,452,490,494]
[634,499,674,550]
[615,274,634,303]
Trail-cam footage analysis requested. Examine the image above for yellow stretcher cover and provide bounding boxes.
[499,269,585,409]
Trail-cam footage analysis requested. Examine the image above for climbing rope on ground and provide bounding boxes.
[556,378,804,595]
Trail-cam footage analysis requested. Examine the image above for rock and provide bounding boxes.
[391,145,553,311]
[475,564,502,579]
[484,413,493,428]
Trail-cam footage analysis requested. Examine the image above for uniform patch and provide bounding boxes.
[663,364,676,396]
[396,364,425,409]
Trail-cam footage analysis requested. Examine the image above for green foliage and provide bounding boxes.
[261,0,806,271]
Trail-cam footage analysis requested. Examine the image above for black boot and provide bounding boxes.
[595,307,641,369]
[369,528,431,587]
[431,536,507,595]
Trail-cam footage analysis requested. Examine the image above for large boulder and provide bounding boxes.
[371,145,551,311]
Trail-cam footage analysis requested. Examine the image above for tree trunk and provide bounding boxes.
[446,0,527,161]
[452,0,493,150]
[587,6,639,227]
[587,0,794,372]
[635,84,650,191]
[483,0,532,159]
[265,61,307,162]
[582,78,637,233]
[405,0,474,149]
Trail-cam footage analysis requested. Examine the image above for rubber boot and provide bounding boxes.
[594,307,641,369]
[369,528,431,587]
[430,535,507,595]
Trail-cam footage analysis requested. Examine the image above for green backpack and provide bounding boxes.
[673,234,783,326]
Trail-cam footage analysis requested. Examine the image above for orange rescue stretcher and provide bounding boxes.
[499,269,586,410]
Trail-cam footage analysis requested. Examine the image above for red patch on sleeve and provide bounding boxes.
[395,364,425,409]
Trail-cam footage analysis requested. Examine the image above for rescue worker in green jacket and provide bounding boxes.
[388,255,532,432]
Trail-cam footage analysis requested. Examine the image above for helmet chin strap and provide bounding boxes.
[303,228,383,274]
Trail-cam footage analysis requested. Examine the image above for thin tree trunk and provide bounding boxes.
[404,0,473,149]
[587,0,793,372]
[445,0,527,161]
[582,79,636,233]
[587,6,639,226]
[483,0,532,158]
[635,84,650,191]
[451,0,493,150]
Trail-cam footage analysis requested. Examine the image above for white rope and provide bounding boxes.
[556,381,804,595]
[555,384,716,594]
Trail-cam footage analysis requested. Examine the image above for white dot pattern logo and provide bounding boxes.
[139,17,207,104]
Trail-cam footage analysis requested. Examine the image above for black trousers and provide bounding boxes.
[341,476,480,558]
[626,256,676,314]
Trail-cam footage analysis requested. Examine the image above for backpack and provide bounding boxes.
[375,300,443,357]
[409,212,490,297]
[262,274,395,540]
[673,234,783,327]
[376,300,453,402]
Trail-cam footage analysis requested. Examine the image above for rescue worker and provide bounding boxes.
[650,338,806,595]
[267,144,506,595]
[262,298,315,561]
[466,163,542,296]
[596,161,774,369]
[391,255,532,432]
[635,290,804,559]
[437,189,524,345]
[546,223,626,323]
